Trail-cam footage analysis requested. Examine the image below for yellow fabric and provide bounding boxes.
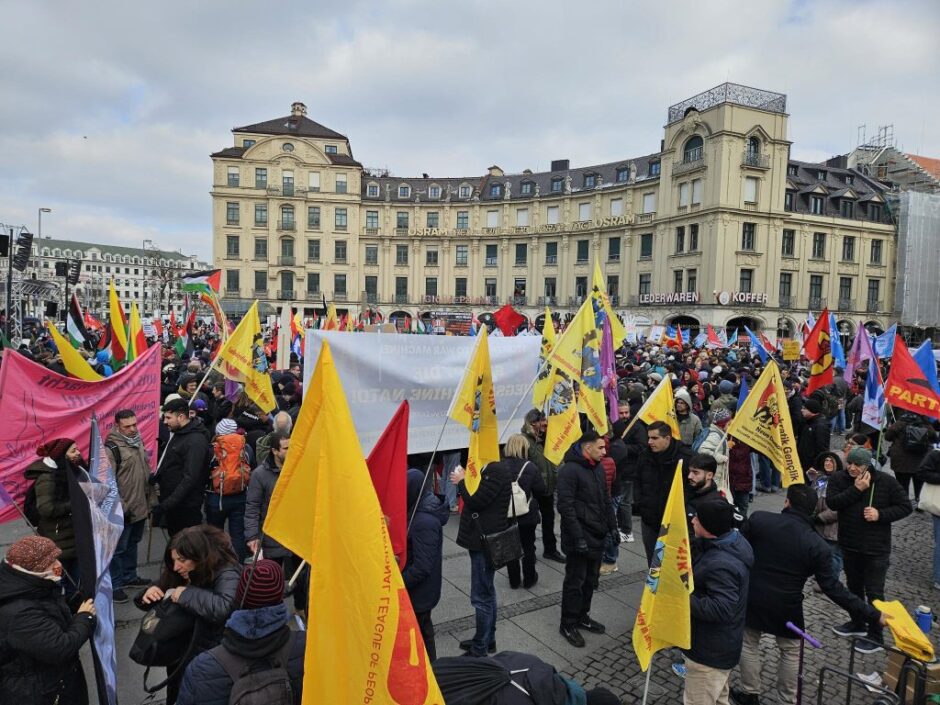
[633,376,681,440]
[263,341,444,705]
[292,311,305,339]
[532,307,556,411]
[108,281,126,353]
[633,460,694,671]
[874,599,935,662]
[324,302,339,330]
[592,263,626,349]
[447,327,499,494]
[543,365,580,464]
[727,359,803,487]
[127,302,144,362]
[214,301,276,412]
[46,323,103,381]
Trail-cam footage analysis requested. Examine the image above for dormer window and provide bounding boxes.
[459,184,471,198]
[429,185,441,199]
[616,167,629,182]
[816,170,826,181]
[584,174,596,188]
[243,139,256,148]
[490,183,502,198]
[787,165,799,176]
[845,175,854,185]
[399,185,411,198]
[649,161,661,176]
[520,181,533,196]
[367,183,379,197]
[325,145,338,154]
[683,136,704,163]
[551,178,563,193]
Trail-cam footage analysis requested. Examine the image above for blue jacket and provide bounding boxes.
[176,603,305,705]
[403,469,449,613]
[683,529,754,670]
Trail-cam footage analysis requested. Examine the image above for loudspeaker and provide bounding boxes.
[44,301,58,317]
[55,262,68,277]
[0,234,8,257]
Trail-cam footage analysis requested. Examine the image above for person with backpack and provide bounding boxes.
[885,412,938,509]
[176,559,304,705]
[503,434,547,589]
[206,419,253,562]
[106,409,157,603]
[697,407,732,500]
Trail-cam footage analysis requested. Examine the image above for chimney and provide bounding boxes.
[550,159,569,172]
[291,102,307,117]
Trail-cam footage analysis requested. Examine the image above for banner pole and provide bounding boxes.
[408,417,449,534]
[188,354,223,407]
[640,663,653,705]
[287,559,307,590]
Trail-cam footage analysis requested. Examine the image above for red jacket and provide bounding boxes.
[601,440,616,494]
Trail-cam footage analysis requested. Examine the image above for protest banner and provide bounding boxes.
[782,339,800,361]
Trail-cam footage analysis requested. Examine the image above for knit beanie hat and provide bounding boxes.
[235,559,284,609]
[712,407,732,426]
[6,535,61,572]
[718,380,735,394]
[36,438,76,461]
[215,418,238,436]
[803,398,822,415]
[846,447,873,467]
[693,500,738,537]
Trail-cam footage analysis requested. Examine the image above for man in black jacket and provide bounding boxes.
[731,485,883,705]
[635,421,693,564]
[610,400,647,543]
[155,398,212,535]
[827,447,911,653]
[556,430,618,648]
[796,398,830,475]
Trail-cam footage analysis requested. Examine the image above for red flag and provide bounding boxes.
[83,311,104,332]
[152,318,163,337]
[885,336,940,420]
[706,324,722,348]
[804,308,834,395]
[758,330,776,353]
[365,401,410,565]
[169,309,178,334]
[493,304,525,336]
[666,324,683,349]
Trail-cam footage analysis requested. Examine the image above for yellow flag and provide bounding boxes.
[263,341,444,705]
[324,302,339,330]
[874,599,935,662]
[108,280,128,363]
[633,460,694,671]
[592,263,626,350]
[633,375,681,440]
[543,367,580,465]
[447,327,499,494]
[46,322,102,382]
[532,307,556,410]
[126,302,145,362]
[727,359,803,487]
[214,301,276,413]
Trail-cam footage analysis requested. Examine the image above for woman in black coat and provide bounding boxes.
[503,434,548,590]
[0,535,97,705]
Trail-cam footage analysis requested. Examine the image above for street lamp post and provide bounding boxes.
[38,208,51,240]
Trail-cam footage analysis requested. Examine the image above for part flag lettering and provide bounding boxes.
[884,335,940,420]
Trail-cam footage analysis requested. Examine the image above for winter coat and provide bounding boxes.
[234,410,271,455]
[521,424,557,495]
[741,509,878,637]
[105,429,156,524]
[635,439,693,528]
[0,561,96,705]
[698,425,730,493]
[489,651,571,705]
[920,449,940,490]
[797,413,831,473]
[809,453,842,542]
[885,418,938,476]
[675,391,703,447]
[503,456,546,527]
[244,458,291,559]
[610,418,647,485]
[555,444,617,558]
[456,462,512,552]
[403,469,449,613]
[176,603,305,705]
[24,458,79,559]
[727,441,754,493]
[826,468,912,555]
[683,530,753,670]
[157,420,212,512]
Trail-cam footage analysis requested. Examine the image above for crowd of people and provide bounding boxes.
[1,324,939,705]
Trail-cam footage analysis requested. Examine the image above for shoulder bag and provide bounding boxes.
[474,512,522,570]
[507,461,532,518]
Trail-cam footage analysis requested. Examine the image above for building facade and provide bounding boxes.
[211,85,898,339]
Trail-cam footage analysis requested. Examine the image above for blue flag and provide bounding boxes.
[829,313,846,369]
[736,376,750,412]
[692,332,708,348]
[743,325,768,364]
[727,328,739,347]
[861,358,886,429]
[873,324,897,358]
[913,340,940,396]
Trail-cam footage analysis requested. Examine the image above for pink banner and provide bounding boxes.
[0,343,161,524]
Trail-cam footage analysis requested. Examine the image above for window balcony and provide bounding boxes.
[225,287,240,295]
[253,253,268,261]
[335,257,347,265]
[253,220,268,228]
[808,297,827,310]
[395,228,409,236]
[277,256,295,266]
[545,255,558,265]
[485,257,498,267]
[334,292,348,302]
[538,296,558,306]
[673,151,706,176]
[394,294,409,304]
[568,296,586,306]
[277,290,296,300]
[867,299,882,313]
[282,186,295,197]
[364,258,378,266]
[226,219,239,226]
[252,289,268,297]
[361,291,379,305]
[483,295,499,306]
[837,298,855,311]
[305,290,321,301]
[266,186,281,196]
[363,227,380,236]
[277,221,296,232]
[742,151,770,169]
[635,213,655,224]
[510,296,528,307]
[779,295,794,308]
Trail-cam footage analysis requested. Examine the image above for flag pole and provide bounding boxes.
[640,663,653,705]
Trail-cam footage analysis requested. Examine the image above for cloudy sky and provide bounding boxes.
[2,0,938,260]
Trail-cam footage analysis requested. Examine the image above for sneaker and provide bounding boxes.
[671,662,687,678]
[933,582,940,590]
[599,563,619,576]
[125,576,151,588]
[112,588,129,604]
[623,533,635,543]
[459,639,496,654]
[832,621,867,637]
[559,624,585,647]
[729,687,761,705]
[577,617,606,634]
[854,637,885,654]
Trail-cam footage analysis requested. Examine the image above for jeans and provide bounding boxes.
[561,551,600,626]
[933,515,940,585]
[618,481,634,533]
[506,523,538,587]
[732,490,751,517]
[683,656,731,705]
[641,522,659,566]
[842,548,889,639]
[738,627,801,705]
[442,451,460,510]
[831,408,846,434]
[415,610,436,662]
[827,540,843,577]
[758,454,780,490]
[537,494,559,555]
[468,549,497,655]
[205,492,248,561]
[110,518,146,589]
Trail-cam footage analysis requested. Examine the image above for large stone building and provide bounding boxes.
[211,84,897,340]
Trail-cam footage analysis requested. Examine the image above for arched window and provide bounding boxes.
[683,136,703,163]
[747,136,760,156]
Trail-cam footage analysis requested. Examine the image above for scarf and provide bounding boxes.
[121,432,144,449]
[10,562,63,583]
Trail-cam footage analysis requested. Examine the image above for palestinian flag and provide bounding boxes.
[174,307,196,358]
[181,269,222,296]
[66,293,90,349]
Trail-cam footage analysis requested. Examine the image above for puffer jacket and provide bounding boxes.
[885,418,938,476]
[456,462,512,552]
[105,429,157,523]
[157,420,212,512]
[555,444,617,558]
[0,561,96,705]
[403,469,449,613]
[24,458,79,559]
[176,603,305,705]
[635,439,693,528]
[244,458,291,559]
[521,423,557,495]
[826,467,912,555]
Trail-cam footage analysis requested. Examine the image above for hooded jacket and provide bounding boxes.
[809,452,842,542]
[403,469,449,613]
[24,457,79,559]
[176,603,305,705]
[635,438,693,528]
[674,388,702,447]
[826,467,912,555]
[797,412,831,472]
[521,421,557,495]
[157,419,212,511]
[0,561,96,705]
[555,444,617,557]
[244,458,291,559]
[105,428,156,523]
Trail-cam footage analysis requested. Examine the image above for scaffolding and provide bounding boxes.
[895,190,940,328]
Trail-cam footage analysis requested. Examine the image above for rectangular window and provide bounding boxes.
[486,210,499,228]
[513,278,527,299]
[455,278,467,297]
[673,270,683,293]
[365,245,378,265]
[307,239,320,262]
[649,161,661,176]
[226,202,239,225]
[456,211,469,229]
[575,277,588,298]
[784,191,794,211]
[741,222,756,251]
[485,243,498,267]
[642,192,656,214]
[812,232,826,259]
[584,174,596,188]
[490,183,501,198]
[282,171,294,197]
[779,273,792,303]
[739,268,753,293]
[459,185,471,198]
[367,184,379,197]
[485,278,497,297]
[743,176,758,203]
[842,236,855,261]
[840,200,854,218]
[226,235,239,257]
[689,223,699,251]
[616,167,629,182]
[334,274,346,295]
[787,165,799,176]
[608,236,621,261]
[639,273,651,295]
[578,203,591,221]
[516,208,529,226]
[867,279,881,305]
[226,269,239,292]
[810,195,824,215]
[308,172,320,192]
[551,178,562,193]
[365,210,379,229]
[396,211,409,229]
[809,274,823,300]
[607,275,619,300]
[546,206,560,224]
[576,239,589,263]
[307,206,320,228]
[335,173,347,194]
[325,145,338,155]
[640,233,653,258]
[691,179,702,204]
[254,270,267,292]
[255,168,267,189]
[610,198,623,216]
[334,208,347,230]
[514,243,527,266]
[254,237,267,259]
[307,273,320,294]
[364,275,376,296]
[675,226,685,253]
[426,277,437,296]
[334,240,347,263]
[781,229,795,256]
[227,167,239,187]
[678,182,690,207]
[869,204,882,221]
[686,269,697,293]
[255,203,267,225]
[545,241,558,264]
[455,244,469,266]
[426,249,439,266]
[395,277,408,297]
[870,239,883,264]
[839,276,853,302]
[544,277,557,298]
[395,244,408,265]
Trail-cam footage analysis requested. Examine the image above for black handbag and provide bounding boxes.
[474,513,523,570]
[129,595,201,693]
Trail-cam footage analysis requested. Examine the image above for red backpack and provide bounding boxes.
[211,433,251,495]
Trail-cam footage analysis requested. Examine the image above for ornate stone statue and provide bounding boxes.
[384,183,391,201]
[534,183,540,197]
[564,175,572,194]
[504,181,511,200]
[444,185,452,203]
[628,162,637,184]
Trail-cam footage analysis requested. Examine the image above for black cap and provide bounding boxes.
[691,500,739,536]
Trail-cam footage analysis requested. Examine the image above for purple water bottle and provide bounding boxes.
[915,605,933,634]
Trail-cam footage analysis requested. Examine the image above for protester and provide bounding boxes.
[521,409,565,563]
[205,418,252,562]
[698,406,732,499]
[796,398,830,475]
[155,397,212,535]
[916,448,940,590]
[809,451,844,578]
[609,399,645,544]
[503,434,547,589]
[675,388,703,448]
[176,560,304,705]
[106,409,157,603]
[255,410,293,466]
[884,412,937,509]
[0,535,97,705]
